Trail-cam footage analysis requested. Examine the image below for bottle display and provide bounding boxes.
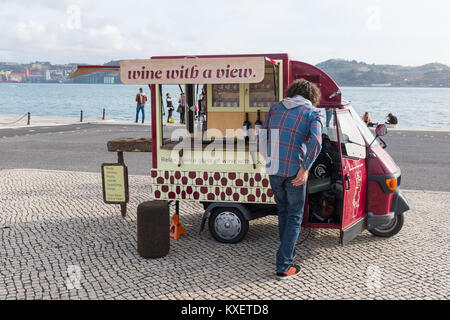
[249,70,277,108]
[254,109,262,138]
[243,112,251,142]
[212,84,239,107]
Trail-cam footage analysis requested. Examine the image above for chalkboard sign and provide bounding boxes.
[101,164,129,204]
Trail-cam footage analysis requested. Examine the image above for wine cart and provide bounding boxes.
[72,53,409,245]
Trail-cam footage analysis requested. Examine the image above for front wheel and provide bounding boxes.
[369,213,404,238]
[208,207,249,244]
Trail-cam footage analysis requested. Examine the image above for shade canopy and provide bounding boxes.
[70,65,120,79]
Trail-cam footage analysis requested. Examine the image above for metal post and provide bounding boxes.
[27,112,30,125]
[102,108,106,120]
[118,151,127,217]
[175,200,180,215]
[118,151,124,164]
[80,110,84,122]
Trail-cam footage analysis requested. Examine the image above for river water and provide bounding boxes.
[0,84,449,128]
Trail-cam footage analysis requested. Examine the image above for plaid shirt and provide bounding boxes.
[263,101,323,177]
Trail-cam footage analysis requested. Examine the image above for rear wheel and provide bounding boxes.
[208,207,249,244]
[369,213,404,238]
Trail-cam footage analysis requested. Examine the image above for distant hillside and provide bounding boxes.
[316,59,450,87]
[0,61,78,73]
[2,59,450,87]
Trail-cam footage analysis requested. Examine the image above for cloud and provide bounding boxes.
[14,21,46,42]
[87,25,125,51]
[0,0,86,10]
[0,0,449,66]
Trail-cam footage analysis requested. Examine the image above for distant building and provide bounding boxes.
[28,72,44,83]
[370,83,392,87]
[10,71,27,82]
[73,75,100,84]
[0,70,12,81]
[103,76,115,84]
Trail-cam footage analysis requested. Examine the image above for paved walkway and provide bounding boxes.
[0,169,449,300]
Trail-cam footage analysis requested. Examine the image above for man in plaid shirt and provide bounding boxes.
[263,79,323,278]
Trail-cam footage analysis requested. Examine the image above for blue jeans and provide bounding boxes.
[269,175,307,273]
[179,106,185,124]
[136,104,145,123]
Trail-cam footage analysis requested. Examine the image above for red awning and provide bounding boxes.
[70,65,120,79]
[264,57,279,66]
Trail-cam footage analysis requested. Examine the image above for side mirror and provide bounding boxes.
[375,124,388,137]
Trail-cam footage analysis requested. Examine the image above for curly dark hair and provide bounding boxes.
[286,79,322,106]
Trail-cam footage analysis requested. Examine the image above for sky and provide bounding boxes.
[0,0,449,66]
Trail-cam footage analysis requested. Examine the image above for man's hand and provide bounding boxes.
[292,168,309,186]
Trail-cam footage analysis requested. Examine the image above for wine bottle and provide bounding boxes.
[201,114,206,132]
[254,109,262,137]
[243,112,251,142]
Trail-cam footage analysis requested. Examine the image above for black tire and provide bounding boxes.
[208,207,249,244]
[369,213,404,238]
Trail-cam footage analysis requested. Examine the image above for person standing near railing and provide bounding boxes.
[166,93,175,123]
[135,88,147,124]
[178,93,186,124]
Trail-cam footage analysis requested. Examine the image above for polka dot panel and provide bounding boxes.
[150,170,271,188]
[150,170,275,204]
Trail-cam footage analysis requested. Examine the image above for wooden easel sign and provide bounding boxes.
[101,163,129,204]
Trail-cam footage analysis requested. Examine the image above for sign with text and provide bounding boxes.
[120,57,266,84]
[101,164,129,204]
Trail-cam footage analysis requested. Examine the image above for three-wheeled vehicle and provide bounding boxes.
[72,53,409,245]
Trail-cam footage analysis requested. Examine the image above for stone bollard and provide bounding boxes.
[137,201,170,258]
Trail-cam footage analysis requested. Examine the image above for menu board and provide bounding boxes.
[101,164,129,204]
[249,70,278,108]
[212,84,240,107]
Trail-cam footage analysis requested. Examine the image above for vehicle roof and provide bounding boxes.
[151,53,290,60]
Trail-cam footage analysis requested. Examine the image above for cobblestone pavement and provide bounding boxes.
[0,169,449,300]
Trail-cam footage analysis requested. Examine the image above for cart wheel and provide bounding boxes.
[208,207,249,244]
[369,213,404,238]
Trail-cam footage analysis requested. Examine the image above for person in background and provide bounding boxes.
[135,88,147,124]
[166,93,174,123]
[199,87,207,116]
[386,113,398,126]
[178,93,186,124]
[199,87,207,132]
[263,78,323,278]
[362,112,372,126]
